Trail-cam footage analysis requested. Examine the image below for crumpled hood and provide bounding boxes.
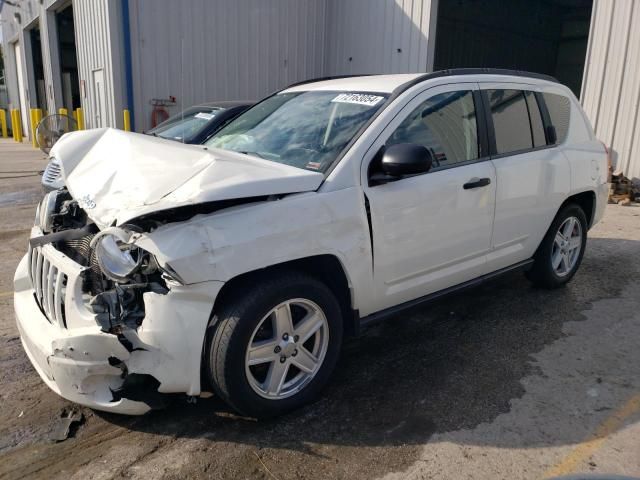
[52,128,324,228]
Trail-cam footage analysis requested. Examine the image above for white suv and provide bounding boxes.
[14,69,608,418]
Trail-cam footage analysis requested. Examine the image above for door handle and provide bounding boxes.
[463,177,491,189]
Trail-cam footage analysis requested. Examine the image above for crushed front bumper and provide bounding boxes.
[14,253,152,414]
[14,240,224,415]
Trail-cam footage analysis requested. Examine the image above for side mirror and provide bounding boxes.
[381,143,433,177]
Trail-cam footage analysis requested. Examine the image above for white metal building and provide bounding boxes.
[1,0,638,183]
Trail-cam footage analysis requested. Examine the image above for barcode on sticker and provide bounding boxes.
[331,93,384,107]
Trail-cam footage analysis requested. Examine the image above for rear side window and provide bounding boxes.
[524,92,546,147]
[387,90,479,168]
[487,90,532,154]
[542,93,571,144]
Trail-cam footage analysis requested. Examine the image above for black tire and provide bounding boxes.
[205,271,343,419]
[526,203,588,288]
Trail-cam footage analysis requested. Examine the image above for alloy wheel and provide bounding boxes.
[244,298,330,399]
[551,216,583,277]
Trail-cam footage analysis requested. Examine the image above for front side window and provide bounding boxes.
[206,91,388,173]
[387,90,479,169]
[487,89,533,155]
[542,92,571,144]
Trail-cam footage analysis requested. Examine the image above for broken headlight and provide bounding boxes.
[36,190,59,232]
[90,228,143,282]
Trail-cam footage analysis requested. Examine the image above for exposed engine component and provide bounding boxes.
[35,188,169,332]
[89,281,168,333]
[43,189,89,232]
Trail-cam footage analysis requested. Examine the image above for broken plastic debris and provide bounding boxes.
[51,409,84,442]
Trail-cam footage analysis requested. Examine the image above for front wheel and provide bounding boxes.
[526,204,588,288]
[205,272,343,418]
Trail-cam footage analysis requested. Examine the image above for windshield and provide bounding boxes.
[148,106,224,142]
[205,91,388,173]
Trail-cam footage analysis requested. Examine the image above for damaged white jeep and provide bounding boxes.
[15,70,608,417]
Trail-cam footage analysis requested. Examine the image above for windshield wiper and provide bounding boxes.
[238,151,266,159]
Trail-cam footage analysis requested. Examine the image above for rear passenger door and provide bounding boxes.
[480,84,570,272]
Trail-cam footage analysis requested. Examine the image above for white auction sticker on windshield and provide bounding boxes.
[331,93,384,106]
[195,112,215,120]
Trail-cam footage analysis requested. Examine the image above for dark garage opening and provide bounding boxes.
[29,26,47,110]
[56,4,80,112]
[434,0,593,97]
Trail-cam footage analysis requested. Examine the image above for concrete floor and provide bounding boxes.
[0,137,639,480]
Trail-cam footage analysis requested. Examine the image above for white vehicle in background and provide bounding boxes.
[15,69,608,418]
[41,156,64,190]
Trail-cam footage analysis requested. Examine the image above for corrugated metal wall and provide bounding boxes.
[0,0,57,134]
[2,0,635,183]
[1,1,29,132]
[324,0,437,75]
[128,0,328,132]
[0,0,125,132]
[73,0,126,129]
[581,0,640,182]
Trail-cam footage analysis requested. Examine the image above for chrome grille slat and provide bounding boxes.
[44,173,61,182]
[54,271,65,325]
[27,245,69,327]
[27,246,33,284]
[41,259,51,318]
[30,247,38,286]
[46,266,57,321]
[42,162,62,184]
[35,253,44,302]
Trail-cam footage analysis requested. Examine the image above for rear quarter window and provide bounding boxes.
[542,93,571,144]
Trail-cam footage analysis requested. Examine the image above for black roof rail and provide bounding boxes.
[390,68,559,98]
[426,68,559,83]
[285,68,558,93]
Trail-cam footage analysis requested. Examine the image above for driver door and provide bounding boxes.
[361,83,497,313]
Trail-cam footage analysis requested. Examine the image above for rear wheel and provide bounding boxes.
[206,272,343,418]
[526,204,587,288]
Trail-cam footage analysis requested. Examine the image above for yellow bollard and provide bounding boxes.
[75,107,85,130]
[58,108,71,130]
[17,111,23,143]
[12,109,23,143]
[12,110,18,141]
[11,110,17,140]
[123,109,131,132]
[36,109,43,138]
[30,109,36,147]
[0,110,7,138]
[30,108,44,148]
